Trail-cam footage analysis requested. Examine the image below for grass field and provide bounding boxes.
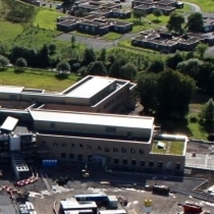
[152,140,185,155]
[102,32,122,41]
[147,14,169,25]
[187,0,214,12]
[33,10,62,30]
[0,21,23,42]
[0,68,79,91]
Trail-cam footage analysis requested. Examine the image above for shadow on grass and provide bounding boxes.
[152,19,161,24]
[55,73,70,80]
[158,118,192,136]
[14,68,25,74]
[0,67,8,72]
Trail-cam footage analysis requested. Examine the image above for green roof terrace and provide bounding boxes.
[151,134,188,156]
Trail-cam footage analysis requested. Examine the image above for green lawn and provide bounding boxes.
[146,14,169,25]
[0,68,79,91]
[0,21,23,42]
[177,3,192,13]
[187,112,208,140]
[33,9,62,30]
[102,32,122,41]
[186,0,214,12]
[151,140,185,155]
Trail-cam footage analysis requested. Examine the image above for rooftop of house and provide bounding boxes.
[203,17,214,27]
[151,139,185,155]
[110,8,132,13]
[57,17,80,26]
[156,5,175,10]
[0,85,24,94]
[78,3,102,9]
[134,4,152,9]
[133,31,202,45]
[107,19,133,26]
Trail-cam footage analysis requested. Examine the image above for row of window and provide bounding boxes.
[60,153,181,169]
[53,142,144,154]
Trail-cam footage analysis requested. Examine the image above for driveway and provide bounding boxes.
[184,1,202,13]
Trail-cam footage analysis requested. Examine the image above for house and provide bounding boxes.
[133,4,154,14]
[56,17,80,32]
[108,9,132,19]
[203,17,214,33]
[78,19,110,35]
[156,5,176,15]
[108,19,133,33]
[132,0,153,8]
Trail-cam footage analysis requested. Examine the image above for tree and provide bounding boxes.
[99,48,107,62]
[137,73,158,114]
[0,55,9,68]
[199,98,214,130]
[187,12,203,32]
[120,62,138,81]
[15,57,27,68]
[109,57,127,78]
[166,51,184,70]
[156,69,196,119]
[86,61,107,76]
[133,10,145,22]
[56,61,71,72]
[167,12,185,34]
[71,34,76,48]
[196,43,208,59]
[177,58,204,80]
[82,48,96,66]
[39,44,49,68]
[48,43,57,55]
[153,8,162,21]
[147,60,164,73]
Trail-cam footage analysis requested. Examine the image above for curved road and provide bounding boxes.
[57,1,206,51]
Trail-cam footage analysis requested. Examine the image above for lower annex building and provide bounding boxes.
[0,108,187,175]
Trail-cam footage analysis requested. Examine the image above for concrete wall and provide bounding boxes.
[36,134,184,173]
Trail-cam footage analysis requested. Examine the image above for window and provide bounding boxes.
[53,142,58,147]
[113,148,118,152]
[61,143,66,147]
[50,122,55,128]
[97,146,102,150]
[69,154,74,159]
[61,153,66,159]
[130,148,136,154]
[105,148,110,152]
[139,149,144,154]
[79,144,83,148]
[105,127,116,133]
[78,154,83,161]
[158,161,163,168]
[70,143,75,148]
[140,160,145,166]
[149,161,154,167]
[114,158,119,164]
[131,159,136,166]
[123,159,128,165]
[88,155,92,162]
[175,163,180,169]
[122,148,127,153]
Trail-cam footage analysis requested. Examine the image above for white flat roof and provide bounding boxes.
[0,85,24,94]
[64,76,115,99]
[1,116,19,131]
[30,110,154,130]
[60,200,97,209]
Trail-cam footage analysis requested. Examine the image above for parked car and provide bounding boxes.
[56,3,63,9]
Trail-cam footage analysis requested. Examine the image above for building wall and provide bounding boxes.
[36,134,184,173]
[34,121,152,140]
[0,100,31,109]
